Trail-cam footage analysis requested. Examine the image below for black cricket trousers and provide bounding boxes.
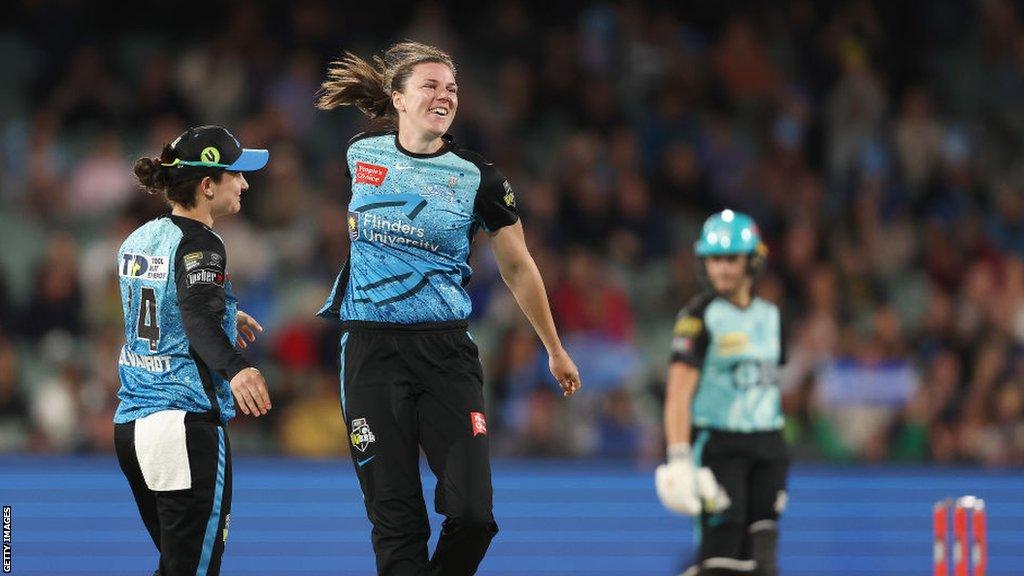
[693,427,788,563]
[114,411,232,576]
[338,321,498,576]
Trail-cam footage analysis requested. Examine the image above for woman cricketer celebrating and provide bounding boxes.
[315,42,581,576]
[657,210,788,576]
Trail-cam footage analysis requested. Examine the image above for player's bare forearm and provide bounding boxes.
[504,260,563,354]
[665,362,699,448]
[492,223,580,396]
[491,223,564,355]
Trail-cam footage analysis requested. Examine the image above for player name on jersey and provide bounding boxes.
[119,348,171,373]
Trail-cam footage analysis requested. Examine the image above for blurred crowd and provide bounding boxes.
[1,0,1023,465]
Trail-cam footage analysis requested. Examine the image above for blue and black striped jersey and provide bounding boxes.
[115,215,250,424]
[319,131,519,324]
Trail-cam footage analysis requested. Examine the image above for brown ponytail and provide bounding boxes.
[316,41,456,128]
[132,143,222,209]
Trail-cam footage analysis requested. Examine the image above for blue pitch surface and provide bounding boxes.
[1,457,1022,575]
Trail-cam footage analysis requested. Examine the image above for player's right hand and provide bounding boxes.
[230,367,271,417]
[655,459,702,516]
[548,348,581,397]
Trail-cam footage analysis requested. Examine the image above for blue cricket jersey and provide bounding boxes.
[319,131,519,324]
[670,292,786,432]
[115,215,251,424]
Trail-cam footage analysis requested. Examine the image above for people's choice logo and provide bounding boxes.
[355,162,388,186]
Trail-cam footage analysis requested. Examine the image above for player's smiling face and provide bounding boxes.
[394,62,458,140]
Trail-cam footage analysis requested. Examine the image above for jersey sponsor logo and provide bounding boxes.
[502,180,515,208]
[671,336,694,354]
[471,411,487,436]
[674,316,703,337]
[185,268,225,288]
[394,161,416,171]
[732,360,762,389]
[353,211,440,252]
[349,417,376,452]
[119,348,171,372]
[120,253,169,281]
[355,162,388,186]
[419,184,457,203]
[184,251,223,271]
[729,359,779,390]
[348,211,361,241]
[717,332,750,355]
[183,251,204,270]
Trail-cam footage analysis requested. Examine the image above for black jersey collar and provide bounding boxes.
[394,132,453,159]
[169,214,214,232]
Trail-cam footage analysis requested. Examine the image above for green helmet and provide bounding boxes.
[694,209,764,256]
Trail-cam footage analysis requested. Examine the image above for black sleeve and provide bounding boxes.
[473,162,520,232]
[174,232,251,381]
[669,295,712,367]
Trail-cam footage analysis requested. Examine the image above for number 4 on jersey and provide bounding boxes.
[136,287,160,352]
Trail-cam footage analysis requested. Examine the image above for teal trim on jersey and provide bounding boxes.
[691,429,711,546]
[691,297,784,432]
[695,210,762,256]
[196,427,226,576]
[338,332,350,417]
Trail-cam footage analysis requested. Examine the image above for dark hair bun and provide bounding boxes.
[133,157,170,192]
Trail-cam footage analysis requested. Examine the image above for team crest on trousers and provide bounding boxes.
[350,418,376,452]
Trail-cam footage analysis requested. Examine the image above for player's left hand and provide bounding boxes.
[235,310,263,349]
[548,348,581,397]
